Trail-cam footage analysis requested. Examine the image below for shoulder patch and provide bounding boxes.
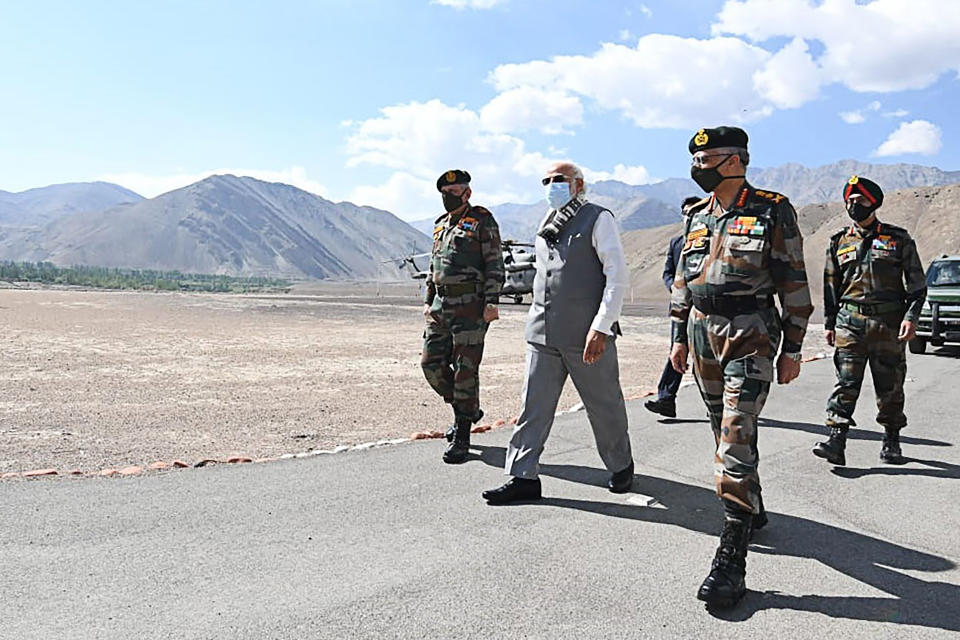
[754,189,787,204]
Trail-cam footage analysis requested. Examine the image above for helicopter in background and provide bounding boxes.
[388,239,536,304]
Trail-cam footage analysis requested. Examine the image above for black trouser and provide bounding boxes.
[657,355,683,401]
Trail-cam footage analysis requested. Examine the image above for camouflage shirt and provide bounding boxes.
[670,183,814,353]
[424,203,505,305]
[823,219,927,329]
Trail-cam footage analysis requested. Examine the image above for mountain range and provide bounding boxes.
[0,176,428,280]
[0,159,957,282]
[0,181,142,228]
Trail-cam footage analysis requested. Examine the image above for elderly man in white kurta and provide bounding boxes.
[483,161,634,504]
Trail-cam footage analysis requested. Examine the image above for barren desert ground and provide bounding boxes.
[0,284,827,474]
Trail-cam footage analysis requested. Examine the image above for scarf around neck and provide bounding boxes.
[538,195,587,244]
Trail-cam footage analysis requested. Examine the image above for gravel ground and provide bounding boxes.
[0,287,829,474]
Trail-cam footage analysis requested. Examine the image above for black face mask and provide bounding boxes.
[846,200,873,222]
[442,192,464,212]
[690,154,745,193]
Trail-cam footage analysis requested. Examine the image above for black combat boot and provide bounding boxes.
[446,409,482,442]
[880,428,906,465]
[812,426,848,466]
[442,417,472,464]
[697,516,751,608]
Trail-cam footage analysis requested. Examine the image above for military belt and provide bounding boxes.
[692,294,775,317]
[436,283,481,297]
[841,300,902,316]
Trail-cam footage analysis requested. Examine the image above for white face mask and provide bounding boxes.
[545,181,572,209]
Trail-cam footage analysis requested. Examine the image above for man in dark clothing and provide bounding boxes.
[645,196,703,418]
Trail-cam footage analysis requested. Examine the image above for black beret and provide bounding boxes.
[688,126,749,154]
[436,169,471,191]
[842,175,883,207]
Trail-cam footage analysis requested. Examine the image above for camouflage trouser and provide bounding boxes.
[826,308,907,431]
[690,307,782,515]
[420,294,488,422]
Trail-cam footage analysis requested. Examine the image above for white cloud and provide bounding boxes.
[343,99,652,219]
[96,166,328,199]
[584,164,655,185]
[752,37,821,108]
[479,87,583,134]
[873,120,943,156]
[838,110,865,124]
[431,0,506,8]
[490,36,779,129]
[839,101,908,124]
[639,4,653,18]
[618,29,635,42]
[713,0,960,92]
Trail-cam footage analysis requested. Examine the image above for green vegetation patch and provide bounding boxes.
[0,261,291,293]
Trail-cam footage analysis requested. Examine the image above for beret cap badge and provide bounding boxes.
[445,171,457,183]
[848,175,859,185]
[694,129,709,146]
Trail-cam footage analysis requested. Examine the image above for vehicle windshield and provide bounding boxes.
[927,261,960,286]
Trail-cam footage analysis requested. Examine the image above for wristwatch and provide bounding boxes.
[783,351,802,362]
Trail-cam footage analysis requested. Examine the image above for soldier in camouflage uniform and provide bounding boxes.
[422,169,505,464]
[813,176,926,467]
[670,127,813,608]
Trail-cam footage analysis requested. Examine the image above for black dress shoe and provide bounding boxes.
[482,477,542,504]
[644,398,677,418]
[608,461,634,493]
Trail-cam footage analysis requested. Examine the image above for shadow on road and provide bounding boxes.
[759,417,951,447]
[831,457,960,481]
[471,444,959,632]
[654,418,711,426]
[926,345,960,359]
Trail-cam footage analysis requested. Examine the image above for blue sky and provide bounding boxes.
[1,0,958,219]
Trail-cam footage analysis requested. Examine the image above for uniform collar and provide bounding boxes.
[436,202,470,225]
[850,218,881,238]
[709,182,752,218]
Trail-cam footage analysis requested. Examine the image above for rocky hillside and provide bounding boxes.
[622,183,960,306]
[0,175,429,280]
[0,181,143,227]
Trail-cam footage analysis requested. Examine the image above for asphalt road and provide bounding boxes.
[2,348,958,639]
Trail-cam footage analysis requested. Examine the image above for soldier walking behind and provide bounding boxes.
[670,127,813,608]
[422,170,505,464]
[813,176,926,467]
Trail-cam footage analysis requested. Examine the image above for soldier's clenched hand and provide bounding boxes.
[483,304,499,323]
[423,304,435,323]
[670,343,688,374]
[897,320,916,343]
[582,330,607,365]
[776,353,801,384]
[825,329,835,347]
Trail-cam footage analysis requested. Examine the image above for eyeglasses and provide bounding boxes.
[541,175,570,186]
[691,153,734,168]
